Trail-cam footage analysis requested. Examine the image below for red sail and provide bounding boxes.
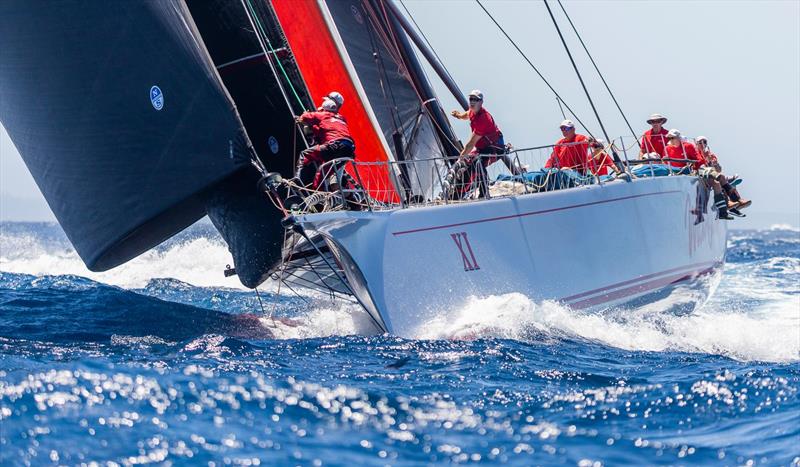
[271,0,398,202]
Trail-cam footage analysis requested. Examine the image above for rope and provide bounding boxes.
[555,0,639,145]
[474,0,595,138]
[242,0,306,112]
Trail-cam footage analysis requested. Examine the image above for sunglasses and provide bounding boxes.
[468,97,482,103]
[560,126,574,131]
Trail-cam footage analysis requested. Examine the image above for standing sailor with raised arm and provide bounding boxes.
[449,90,520,197]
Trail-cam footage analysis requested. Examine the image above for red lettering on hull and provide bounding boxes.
[451,232,480,271]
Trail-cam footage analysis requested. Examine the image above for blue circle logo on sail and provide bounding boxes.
[268,136,279,154]
[150,86,164,111]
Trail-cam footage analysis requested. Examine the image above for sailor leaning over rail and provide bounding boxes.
[695,135,752,217]
[447,90,522,198]
[294,91,355,189]
[666,129,736,220]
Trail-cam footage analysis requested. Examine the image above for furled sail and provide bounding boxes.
[0,0,253,271]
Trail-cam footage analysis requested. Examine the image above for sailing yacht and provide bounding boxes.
[0,0,726,336]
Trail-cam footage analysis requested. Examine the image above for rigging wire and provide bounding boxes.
[474,0,595,138]
[378,0,463,154]
[541,0,621,166]
[242,0,306,113]
[555,0,639,145]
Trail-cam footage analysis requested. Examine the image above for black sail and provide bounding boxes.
[186,0,313,287]
[0,0,253,271]
[324,0,461,198]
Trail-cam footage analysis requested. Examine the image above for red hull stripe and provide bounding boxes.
[566,263,721,309]
[391,190,683,236]
[270,0,395,201]
[560,261,719,302]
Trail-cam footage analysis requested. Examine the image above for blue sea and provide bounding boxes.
[1,222,798,466]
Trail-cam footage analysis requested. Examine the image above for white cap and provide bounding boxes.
[326,91,344,107]
[321,98,338,112]
[696,135,708,143]
[468,89,483,100]
[591,138,605,146]
[667,128,682,138]
[647,113,667,124]
[560,119,575,128]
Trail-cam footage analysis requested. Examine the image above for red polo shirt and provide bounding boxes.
[468,107,502,149]
[545,134,590,173]
[641,127,668,158]
[590,152,616,176]
[665,142,706,170]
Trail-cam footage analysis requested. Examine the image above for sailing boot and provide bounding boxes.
[729,207,746,217]
[714,193,734,220]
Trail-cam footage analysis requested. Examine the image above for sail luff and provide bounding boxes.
[270,0,400,202]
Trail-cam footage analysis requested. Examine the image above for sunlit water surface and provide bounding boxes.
[1,222,798,466]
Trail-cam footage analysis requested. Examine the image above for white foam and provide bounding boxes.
[261,300,382,339]
[416,292,800,363]
[0,234,246,290]
[768,223,800,232]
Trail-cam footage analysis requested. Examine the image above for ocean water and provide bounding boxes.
[1,221,798,466]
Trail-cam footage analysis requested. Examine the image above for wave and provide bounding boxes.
[1,223,246,289]
[415,292,800,363]
[768,223,800,232]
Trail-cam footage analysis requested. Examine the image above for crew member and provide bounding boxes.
[665,130,732,220]
[450,90,520,196]
[295,92,354,188]
[588,138,620,176]
[544,120,590,173]
[664,129,705,170]
[696,136,752,212]
[639,113,669,159]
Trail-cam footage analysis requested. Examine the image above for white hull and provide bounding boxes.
[295,175,727,337]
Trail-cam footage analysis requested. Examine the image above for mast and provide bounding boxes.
[384,0,469,111]
[542,0,622,168]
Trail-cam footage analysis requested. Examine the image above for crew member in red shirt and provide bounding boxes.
[696,136,751,213]
[295,91,355,188]
[450,90,519,171]
[450,90,520,197]
[664,129,705,170]
[544,120,590,173]
[639,113,669,159]
[588,139,620,176]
